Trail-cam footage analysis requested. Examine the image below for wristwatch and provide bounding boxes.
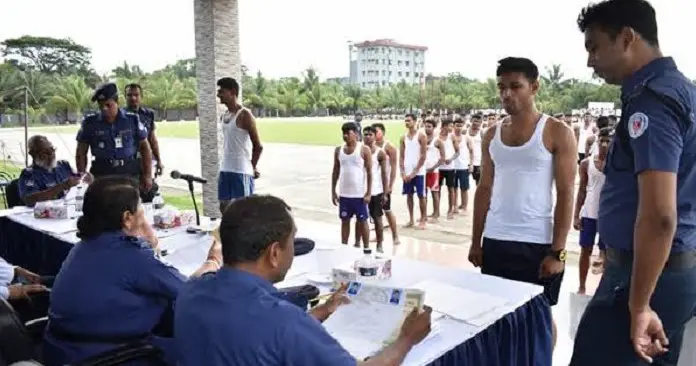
[548,249,567,263]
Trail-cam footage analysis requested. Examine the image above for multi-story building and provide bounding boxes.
[348,39,427,89]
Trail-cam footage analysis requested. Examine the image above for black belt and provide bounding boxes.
[93,157,136,167]
[48,324,150,344]
[606,248,696,271]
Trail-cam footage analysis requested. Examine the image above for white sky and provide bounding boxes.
[1,0,694,81]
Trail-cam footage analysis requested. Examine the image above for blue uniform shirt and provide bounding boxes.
[175,268,356,366]
[598,57,696,252]
[18,160,74,202]
[43,232,186,365]
[76,109,147,160]
[129,107,156,136]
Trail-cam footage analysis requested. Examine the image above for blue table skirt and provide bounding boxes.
[0,216,553,366]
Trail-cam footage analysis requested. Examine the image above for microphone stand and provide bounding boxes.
[187,179,201,233]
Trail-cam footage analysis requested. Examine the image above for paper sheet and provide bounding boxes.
[411,280,509,325]
[322,282,425,360]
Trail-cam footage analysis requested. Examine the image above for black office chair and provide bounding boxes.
[0,172,14,209]
[0,299,164,366]
[4,179,23,208]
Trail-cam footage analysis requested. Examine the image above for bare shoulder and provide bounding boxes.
[547,116,574,139]
[334,146,341,156]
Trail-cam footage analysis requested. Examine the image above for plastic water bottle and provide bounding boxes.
[152,193,165,210]
[74,185,85,212]
[356,248,379,283]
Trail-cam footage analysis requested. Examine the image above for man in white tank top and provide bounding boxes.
[331,123,373,248]
[423,119,446,221]
[399,113,428,229]
[578,112,597,162]
[584,115,610,158]
[573,127,612,294]
[436,119,460,220]
[362,126,389,252]
[216,77,263,214]
[453,117,474,212]
[468,114,484,186]
[469,57,577,348]
[372,123,400,244]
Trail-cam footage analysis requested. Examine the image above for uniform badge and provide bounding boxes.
[628,112,649,139]
[98,142,105,149]
[25,180,34,187]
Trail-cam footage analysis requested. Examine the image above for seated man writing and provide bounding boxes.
[175,194,433,366]
[18,135,88,206]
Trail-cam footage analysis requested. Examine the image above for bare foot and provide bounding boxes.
[416,220,427,230]
[403,221,415,228]
[458,205,466,210]
[376,244,384,253]
[392,237,401,245]
[353,243,361,248]
[446,213,454,220]
[429,217,439,223]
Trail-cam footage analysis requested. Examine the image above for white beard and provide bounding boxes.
[36,159,57,170]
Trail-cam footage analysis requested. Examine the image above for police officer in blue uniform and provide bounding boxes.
[175,195,433,366]
[125,83,163,177]
[18,135,83,206]
[75,83,153,194]
[43,176,221,366]
[571,1,696,365]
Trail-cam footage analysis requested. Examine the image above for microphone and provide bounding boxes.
[170,170,207,184]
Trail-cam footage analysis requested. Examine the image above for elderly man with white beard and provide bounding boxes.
[17,135,89,206]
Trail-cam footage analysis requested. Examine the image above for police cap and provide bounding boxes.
[92,83,119,103]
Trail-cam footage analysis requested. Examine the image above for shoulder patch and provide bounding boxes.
[628,112,649,139]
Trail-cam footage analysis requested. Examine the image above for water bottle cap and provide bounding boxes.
[363,248,372,254]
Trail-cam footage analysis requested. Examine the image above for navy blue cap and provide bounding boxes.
[92,83,119,103]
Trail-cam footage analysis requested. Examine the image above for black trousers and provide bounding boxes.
[90,159,157,203]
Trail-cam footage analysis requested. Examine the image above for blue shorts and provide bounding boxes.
[579,217,605,249]
[402,175,426,198]
[454,169,470,190]
[218,171,254,201]
[339,197,368,221]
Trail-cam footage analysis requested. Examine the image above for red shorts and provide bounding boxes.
[425,171,440,192]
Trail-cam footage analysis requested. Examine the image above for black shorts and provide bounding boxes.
[368,194,384,218]
[454,169,470,190]
[382,193,391,212]
[481,237,564,306]
[438,169,456,188]
[471,166,481,185]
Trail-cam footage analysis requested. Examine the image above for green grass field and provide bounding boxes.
[0,164,202,210]
[26,118,407,146]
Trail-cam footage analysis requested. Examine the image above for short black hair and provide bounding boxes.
[564,113,573,117]
[363,126,376,135]
[454,116,464,124]
[577,0,659,47]
[372,123,386,133]
[77,176,140,240]
[471,114,483,121]
[598,126,615,138]
[217,77,240,96]
[496,57,539,81]
[341,122,359,133]
[125,83,142,93]
[441,119,452,126]
[608,115,618,121]
[405,113,416,120]
[424,118,438,128]
[219,195,294,265]
[597,116,610,129]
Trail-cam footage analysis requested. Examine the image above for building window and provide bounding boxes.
[398,71,402,77]
[405,61,410,67]
[406,72,410,77]
[398,60,402,66]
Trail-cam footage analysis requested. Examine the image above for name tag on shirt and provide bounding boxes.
[115,137,123,148]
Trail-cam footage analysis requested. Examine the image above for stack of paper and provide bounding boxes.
[411,280,509,326]
[322,282,425,360]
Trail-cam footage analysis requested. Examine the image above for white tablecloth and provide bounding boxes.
[4,213,544,366]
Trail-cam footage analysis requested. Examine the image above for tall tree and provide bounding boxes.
[2,36,92,75]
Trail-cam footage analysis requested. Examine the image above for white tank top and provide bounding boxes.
[370,147,384,195]
[578,125,594,153]
[404,132,426,176]
[470,130,482,166]
[425,137,440,171]
[439,134,456,170]
[338,144,366,198]
[484,115,554,244]
[220,108,254,175]
[581,158,605,219]
[454,134,470,169]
